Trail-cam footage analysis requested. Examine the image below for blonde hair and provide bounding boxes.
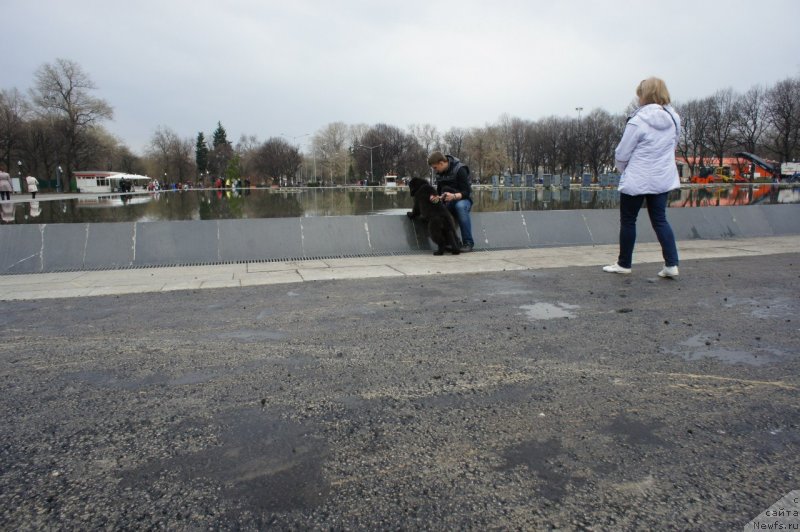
[636,77,671,105]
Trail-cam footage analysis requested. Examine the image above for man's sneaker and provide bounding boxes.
[658,265,679,278]
[460,244,473,253]
[602,263,632,274]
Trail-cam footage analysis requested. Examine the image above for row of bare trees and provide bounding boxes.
[0,59,132,190]
[2,57,798,189]
[675,78,800,177]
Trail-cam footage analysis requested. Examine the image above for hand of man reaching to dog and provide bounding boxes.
[441,192,461,203]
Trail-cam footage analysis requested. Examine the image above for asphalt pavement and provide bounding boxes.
[0,238,798,529]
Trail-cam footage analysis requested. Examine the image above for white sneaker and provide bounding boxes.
[658,265,679,278]
[602,263,631,274]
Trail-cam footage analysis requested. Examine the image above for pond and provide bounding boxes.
[2,184,799,225]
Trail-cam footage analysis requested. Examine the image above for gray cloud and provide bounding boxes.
[2,0,799,153]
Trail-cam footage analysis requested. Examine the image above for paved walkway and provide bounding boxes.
[2,235,797,301]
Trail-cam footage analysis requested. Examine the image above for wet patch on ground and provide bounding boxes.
[498,438,583,502]
[212,329,288,342]
[520,302,579,320]
[474,277,538,297]
[121,407,329,513]
[666,333,788,366]
[64,369,172,390]
[63,358,277,389]
[721,296,798,320]
[602,414,668,447]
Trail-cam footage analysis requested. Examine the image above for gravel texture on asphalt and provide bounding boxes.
[1,253,798,530]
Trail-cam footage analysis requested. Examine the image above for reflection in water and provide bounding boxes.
[1,184,798,224]
[1,202,14,223]
[670,184,784,208]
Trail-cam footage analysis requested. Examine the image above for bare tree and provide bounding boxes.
[0,88,30,174]
[557,118,581,177]
[442,127,467,160]
[312,122,349,184]
[733,85,768,153]
[465,125,507,180]
[522,121,544,178]
[706,88,738,165]
[538,116,563,174]
[675,98,713,176]
[499,114,527,174]
[31,58,113,191]
[582,109,619,178]
[236,134,261,178]
[408,123,441,155]
[254,137,301,183]
[764,76,800,162]
[147,126,195,183]
[354,124,427,181]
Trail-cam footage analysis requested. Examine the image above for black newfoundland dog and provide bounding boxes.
[406,177,461,255]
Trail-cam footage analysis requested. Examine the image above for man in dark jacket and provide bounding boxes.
[427,151,474,251]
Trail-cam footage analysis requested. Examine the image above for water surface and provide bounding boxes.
[2,184,798,224]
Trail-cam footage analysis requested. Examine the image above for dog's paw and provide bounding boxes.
[433,250,444,256]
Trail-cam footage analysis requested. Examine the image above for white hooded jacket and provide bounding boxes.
[615,103,681,195]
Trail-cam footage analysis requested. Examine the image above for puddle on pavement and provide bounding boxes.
[760,427,800,455]
[520,302,579,320]
[602,414,668,447]
[214,329,287,342]
[122,407,329,512]
[256,309,275,320]
[476,278,537,297]
[498,437,581,502]
[66,370,169,390]
[669,334,787,366]
[721,296,797,319]
[63,358,277,390]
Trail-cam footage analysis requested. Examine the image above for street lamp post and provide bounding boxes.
[313,149,317,184]
[358,144,382,185]
[56,166,62,193]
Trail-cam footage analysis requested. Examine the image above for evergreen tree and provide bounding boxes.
[195,132,209,176]
[212,121,230,149]
[209,121,234,177]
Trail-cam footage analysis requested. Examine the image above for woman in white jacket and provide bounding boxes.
[603,77,681,278]
[25,175,39,199]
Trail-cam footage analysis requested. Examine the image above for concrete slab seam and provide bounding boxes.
[82,224,89,269]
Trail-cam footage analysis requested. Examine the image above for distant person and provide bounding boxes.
[25,175,39,199]
[0,170,12,201]
[428,151,474,252]
[603,77,681,278]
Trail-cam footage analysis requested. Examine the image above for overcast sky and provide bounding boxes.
[2,0,799,154]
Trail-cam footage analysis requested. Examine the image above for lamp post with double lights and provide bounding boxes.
[357,144,382,184]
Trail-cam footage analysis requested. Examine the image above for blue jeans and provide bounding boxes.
[617,192,679,268]
[447,199,474,247]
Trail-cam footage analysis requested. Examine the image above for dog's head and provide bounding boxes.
[408,177,428,197]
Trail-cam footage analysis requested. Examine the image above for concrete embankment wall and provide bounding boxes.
[1,204,798,273]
